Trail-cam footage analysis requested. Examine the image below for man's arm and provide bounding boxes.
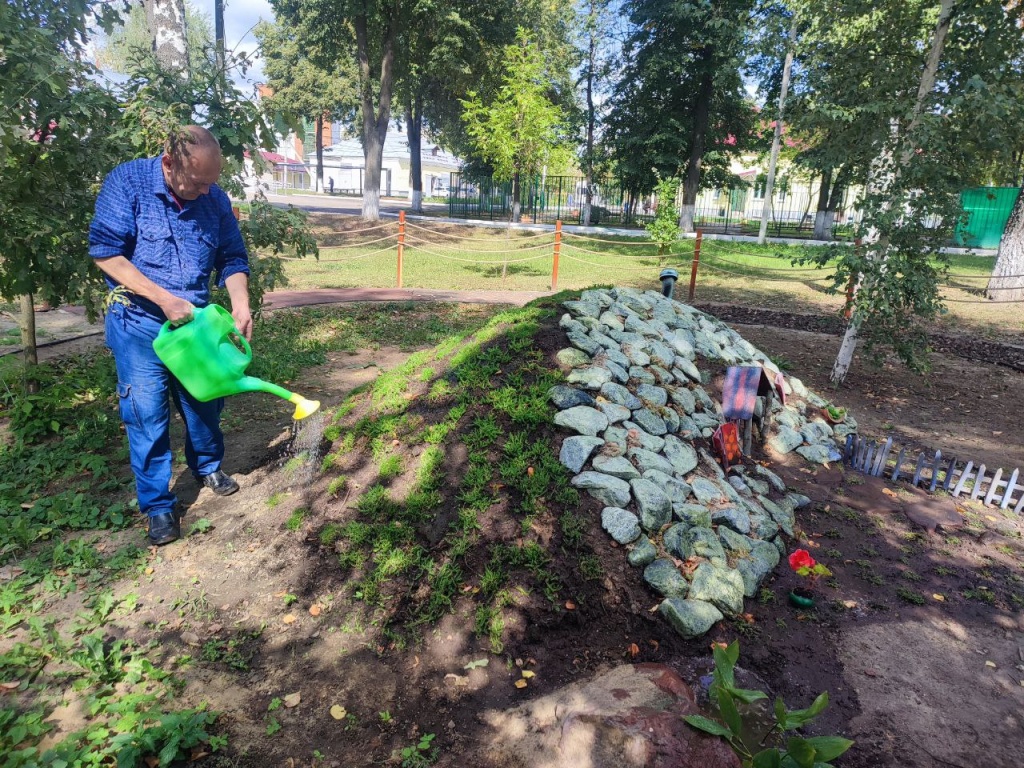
[224,272,252,341]
[94,256,194,324]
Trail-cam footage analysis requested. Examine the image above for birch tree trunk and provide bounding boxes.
[355,12,396,221]
[145,0,190,76]
[582,0,598,228]
[987,187,1024,302]
[831,0,956,385]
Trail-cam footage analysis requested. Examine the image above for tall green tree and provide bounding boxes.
[0,0,126,367]
[271,0,405,221]
[605,0,759,230]
[460,29,574,222]
[255,20,359,194]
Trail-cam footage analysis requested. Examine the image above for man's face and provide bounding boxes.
[162,148,222,201]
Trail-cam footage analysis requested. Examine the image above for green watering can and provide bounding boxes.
[152,304,321,420]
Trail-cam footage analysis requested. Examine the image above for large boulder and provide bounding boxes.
[659,598,725,640]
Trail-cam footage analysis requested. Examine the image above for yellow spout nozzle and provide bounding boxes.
[288,393,321,420]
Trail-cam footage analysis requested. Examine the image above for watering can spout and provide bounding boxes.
[152,305,321,420]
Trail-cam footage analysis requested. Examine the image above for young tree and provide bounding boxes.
[0,1,126,367]
[460,30,574,222]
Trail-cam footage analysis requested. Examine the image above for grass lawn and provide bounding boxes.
[281,214,1019,342]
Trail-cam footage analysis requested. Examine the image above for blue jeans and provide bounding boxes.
[105,302,225,517]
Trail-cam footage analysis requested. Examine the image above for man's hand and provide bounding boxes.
[162,296,195,326]
[232,305,253,341]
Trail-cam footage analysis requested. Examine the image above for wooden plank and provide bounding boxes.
[984,468,1004,506]
[1015,489,1024,515]
[891,447,908,482]
[855,436,870,470]
[929,450,943,493]
[942,457,958,491]
[863,442,877,474]
[971,465,987,500]
[872,437,893,477]
[911,452,927,487]
[1000,469,1019,510]
[952,461,973,497]
[844,434,855,465]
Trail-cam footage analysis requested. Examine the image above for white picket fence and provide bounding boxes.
[843,434,1023,512]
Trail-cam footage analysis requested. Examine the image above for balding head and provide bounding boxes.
[162,125,223,201]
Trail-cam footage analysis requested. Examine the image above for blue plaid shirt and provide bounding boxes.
[89,156,249,318]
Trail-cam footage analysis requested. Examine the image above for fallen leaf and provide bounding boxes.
[273,591,287,598]
[181,631,201,647]
[144,757,160,768]
[882,488,899,498]
[932,594,945,602]
[564,601,576,611]
[144,567,155,576]
[330,705,347,720]
[648,640,659,651]
[282,614,297,625]
[0,566,26,581]
[710,641,728,651]
[190,749,210,761]
[464,658,489,671]
[521,670,535,679]
[985,661,997,669]
[993,431,1003,436]
[842,600,858,609]
[514,679,528,689]
[0,681,21,690]
[527,466,534,476]
[309,605,322,617]
[284,692,301,708]
[986,515,998,522]
[864,669,879,678]
[392,439,401,446]
[627,643,640,658]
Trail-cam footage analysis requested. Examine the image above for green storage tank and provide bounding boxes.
[955,187,1020,249]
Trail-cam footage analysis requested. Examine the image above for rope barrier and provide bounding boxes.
[403,221,553,241]
[323,222,398,236]
[698,261,834,284]
[403,242,550,264]
[945,271,1024,279]
[319,233,398,249]
[559,251,690,271]
[402,233,554,252]
[560,232,663,246]
[276,245,397,262]
[701,252,834,274]
[942,296,1023,304]
[560,241,667,261]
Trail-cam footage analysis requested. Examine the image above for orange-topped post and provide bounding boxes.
[551,220,562,290]
[397,210,405,288]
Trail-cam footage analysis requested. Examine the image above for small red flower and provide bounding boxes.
[789,549,816,572]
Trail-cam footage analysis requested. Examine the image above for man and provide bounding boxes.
[89,126,252,546]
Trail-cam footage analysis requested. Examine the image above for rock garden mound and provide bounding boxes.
[551,287,857,638]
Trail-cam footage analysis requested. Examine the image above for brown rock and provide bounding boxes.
[481,664,740,768]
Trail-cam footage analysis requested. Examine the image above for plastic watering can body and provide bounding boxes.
[152,305,319,419]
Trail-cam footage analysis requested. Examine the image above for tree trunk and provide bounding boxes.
[20,294,39,391]
[582,1,598,228]
[830,0,956,385]
[315,114,325,193]
[355,12,396,221]
[758,17,798,244]
[987,186,1024,301]
[214,0,225,76]
[511,172,522,222]
[406,95,423,214]
[813,169,832,240]
[679,62,714,232]
[145,0,190,76]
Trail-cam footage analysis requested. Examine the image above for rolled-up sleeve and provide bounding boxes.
[214,197,249,287]
[89,170,136,259]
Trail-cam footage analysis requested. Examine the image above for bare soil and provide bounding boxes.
[10,301,1024,767]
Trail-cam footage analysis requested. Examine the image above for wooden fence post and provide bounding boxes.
[551,220,561,291]
[688,229,703,303]
[397,210,405,288]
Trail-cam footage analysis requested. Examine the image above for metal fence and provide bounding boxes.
[448,174,1019,246]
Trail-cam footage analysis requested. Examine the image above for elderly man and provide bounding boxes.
[89,126,252,546]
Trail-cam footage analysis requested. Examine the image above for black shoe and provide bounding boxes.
[201,470,239,496]
[148,511,181,546]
